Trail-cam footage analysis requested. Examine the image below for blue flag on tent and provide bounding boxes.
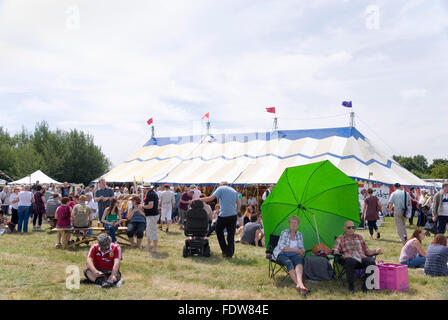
[342,101,352,108]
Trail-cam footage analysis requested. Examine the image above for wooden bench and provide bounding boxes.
[52,227,130,249]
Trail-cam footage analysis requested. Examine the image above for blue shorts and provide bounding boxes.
[276,251,304,271]
[56,225,73,229]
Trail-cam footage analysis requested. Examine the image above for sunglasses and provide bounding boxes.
[346,226,355,229]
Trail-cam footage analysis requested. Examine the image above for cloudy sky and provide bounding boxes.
[0,0,447,167]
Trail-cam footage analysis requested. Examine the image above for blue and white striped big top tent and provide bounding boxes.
[99,126,431,188]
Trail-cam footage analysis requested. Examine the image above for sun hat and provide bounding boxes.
[142,183,154,189]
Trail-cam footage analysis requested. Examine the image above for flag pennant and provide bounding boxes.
[202,112,210,119]
[147,118,153,125]
[266,107,276,114]
[342,101,352,108]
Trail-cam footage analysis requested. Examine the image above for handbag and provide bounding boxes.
[424,219,437,234]
[29,203,36,215]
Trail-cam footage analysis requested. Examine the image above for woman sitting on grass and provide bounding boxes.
[272,216,309,296]
[424,234,448,277]
[242,205,254,226]
[55,197,73,248]
[399,229,426,268]
[102,198,122,243]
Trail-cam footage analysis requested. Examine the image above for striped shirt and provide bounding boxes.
[424,244,448,277]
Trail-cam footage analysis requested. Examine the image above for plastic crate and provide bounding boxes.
[378,263,409,292]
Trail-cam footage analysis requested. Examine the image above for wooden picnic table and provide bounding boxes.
[51,226,130,249]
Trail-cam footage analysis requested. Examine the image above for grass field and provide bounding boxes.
[0,217,447,300]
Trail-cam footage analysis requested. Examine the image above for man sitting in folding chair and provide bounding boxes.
[333,220,382,294]
[271,216,309,296]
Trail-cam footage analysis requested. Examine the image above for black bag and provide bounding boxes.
[424,217,437,234]
[29,203,36,215]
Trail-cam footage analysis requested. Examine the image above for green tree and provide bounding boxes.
[393,155,429,178]
[61,129,111,185]
[428,159,448,174]
[0,127,17,178]
[429,161,448,179]
[0,122,111,184]
[12,143,45,177]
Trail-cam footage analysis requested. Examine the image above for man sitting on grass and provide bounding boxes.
[81,233,122,288]
[240,214,264,247]
[333,220,382,293]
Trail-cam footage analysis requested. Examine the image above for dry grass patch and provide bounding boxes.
[0,217,447,300]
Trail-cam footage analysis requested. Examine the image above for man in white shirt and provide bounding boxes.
[262,184,274,202]
[16,186,34,233]
[87,194,98,220]
[248,196,257,206]
[190,185,202,200]
[388,183,412,243]
[159,184,175,232]
[114,187,121,198]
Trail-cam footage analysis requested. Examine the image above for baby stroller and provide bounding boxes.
[424,209,438,237]
[182,200,211,258]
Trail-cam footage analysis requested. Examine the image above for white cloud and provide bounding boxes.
[400,89,427,99]
[0,0,447,167]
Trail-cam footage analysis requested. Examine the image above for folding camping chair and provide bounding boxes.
[266,234,312,282]
[332,248,377,282]
[266,234,289,282]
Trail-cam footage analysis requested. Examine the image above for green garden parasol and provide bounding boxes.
[261,160,360,251]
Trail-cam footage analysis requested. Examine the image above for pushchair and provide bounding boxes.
[182,200,211,258]
[424,209,438,237]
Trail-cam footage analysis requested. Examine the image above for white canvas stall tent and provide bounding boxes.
[99,126,432,188]
[12,170,61,185]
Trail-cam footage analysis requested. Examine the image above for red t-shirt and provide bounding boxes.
[88,243,122,271]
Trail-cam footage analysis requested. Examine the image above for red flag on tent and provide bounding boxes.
[147,118,153,125]
[266,107,276,114]
[202,112,210,119]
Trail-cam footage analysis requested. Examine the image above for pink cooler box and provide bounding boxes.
[378,263,409,292]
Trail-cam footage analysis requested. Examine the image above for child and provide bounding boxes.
[55,197,73,248]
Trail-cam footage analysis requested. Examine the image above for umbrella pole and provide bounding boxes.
[312,213,321,245]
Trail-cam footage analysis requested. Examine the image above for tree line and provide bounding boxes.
[0,121,111,185]
[392,155,448,179]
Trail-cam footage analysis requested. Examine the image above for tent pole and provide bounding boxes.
[312,213,321,245]
[256,185,259,213]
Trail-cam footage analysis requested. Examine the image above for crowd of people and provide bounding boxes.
[0,179,268,253]
[1,179,447,293]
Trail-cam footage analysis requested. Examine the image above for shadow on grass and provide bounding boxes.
[150,251,169,259]
[272,275,419,298]
[65,245,91,252]
[228,256,260,266]
[377,239,403,244]
[165,231,182,236]
[186,254,222,265]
